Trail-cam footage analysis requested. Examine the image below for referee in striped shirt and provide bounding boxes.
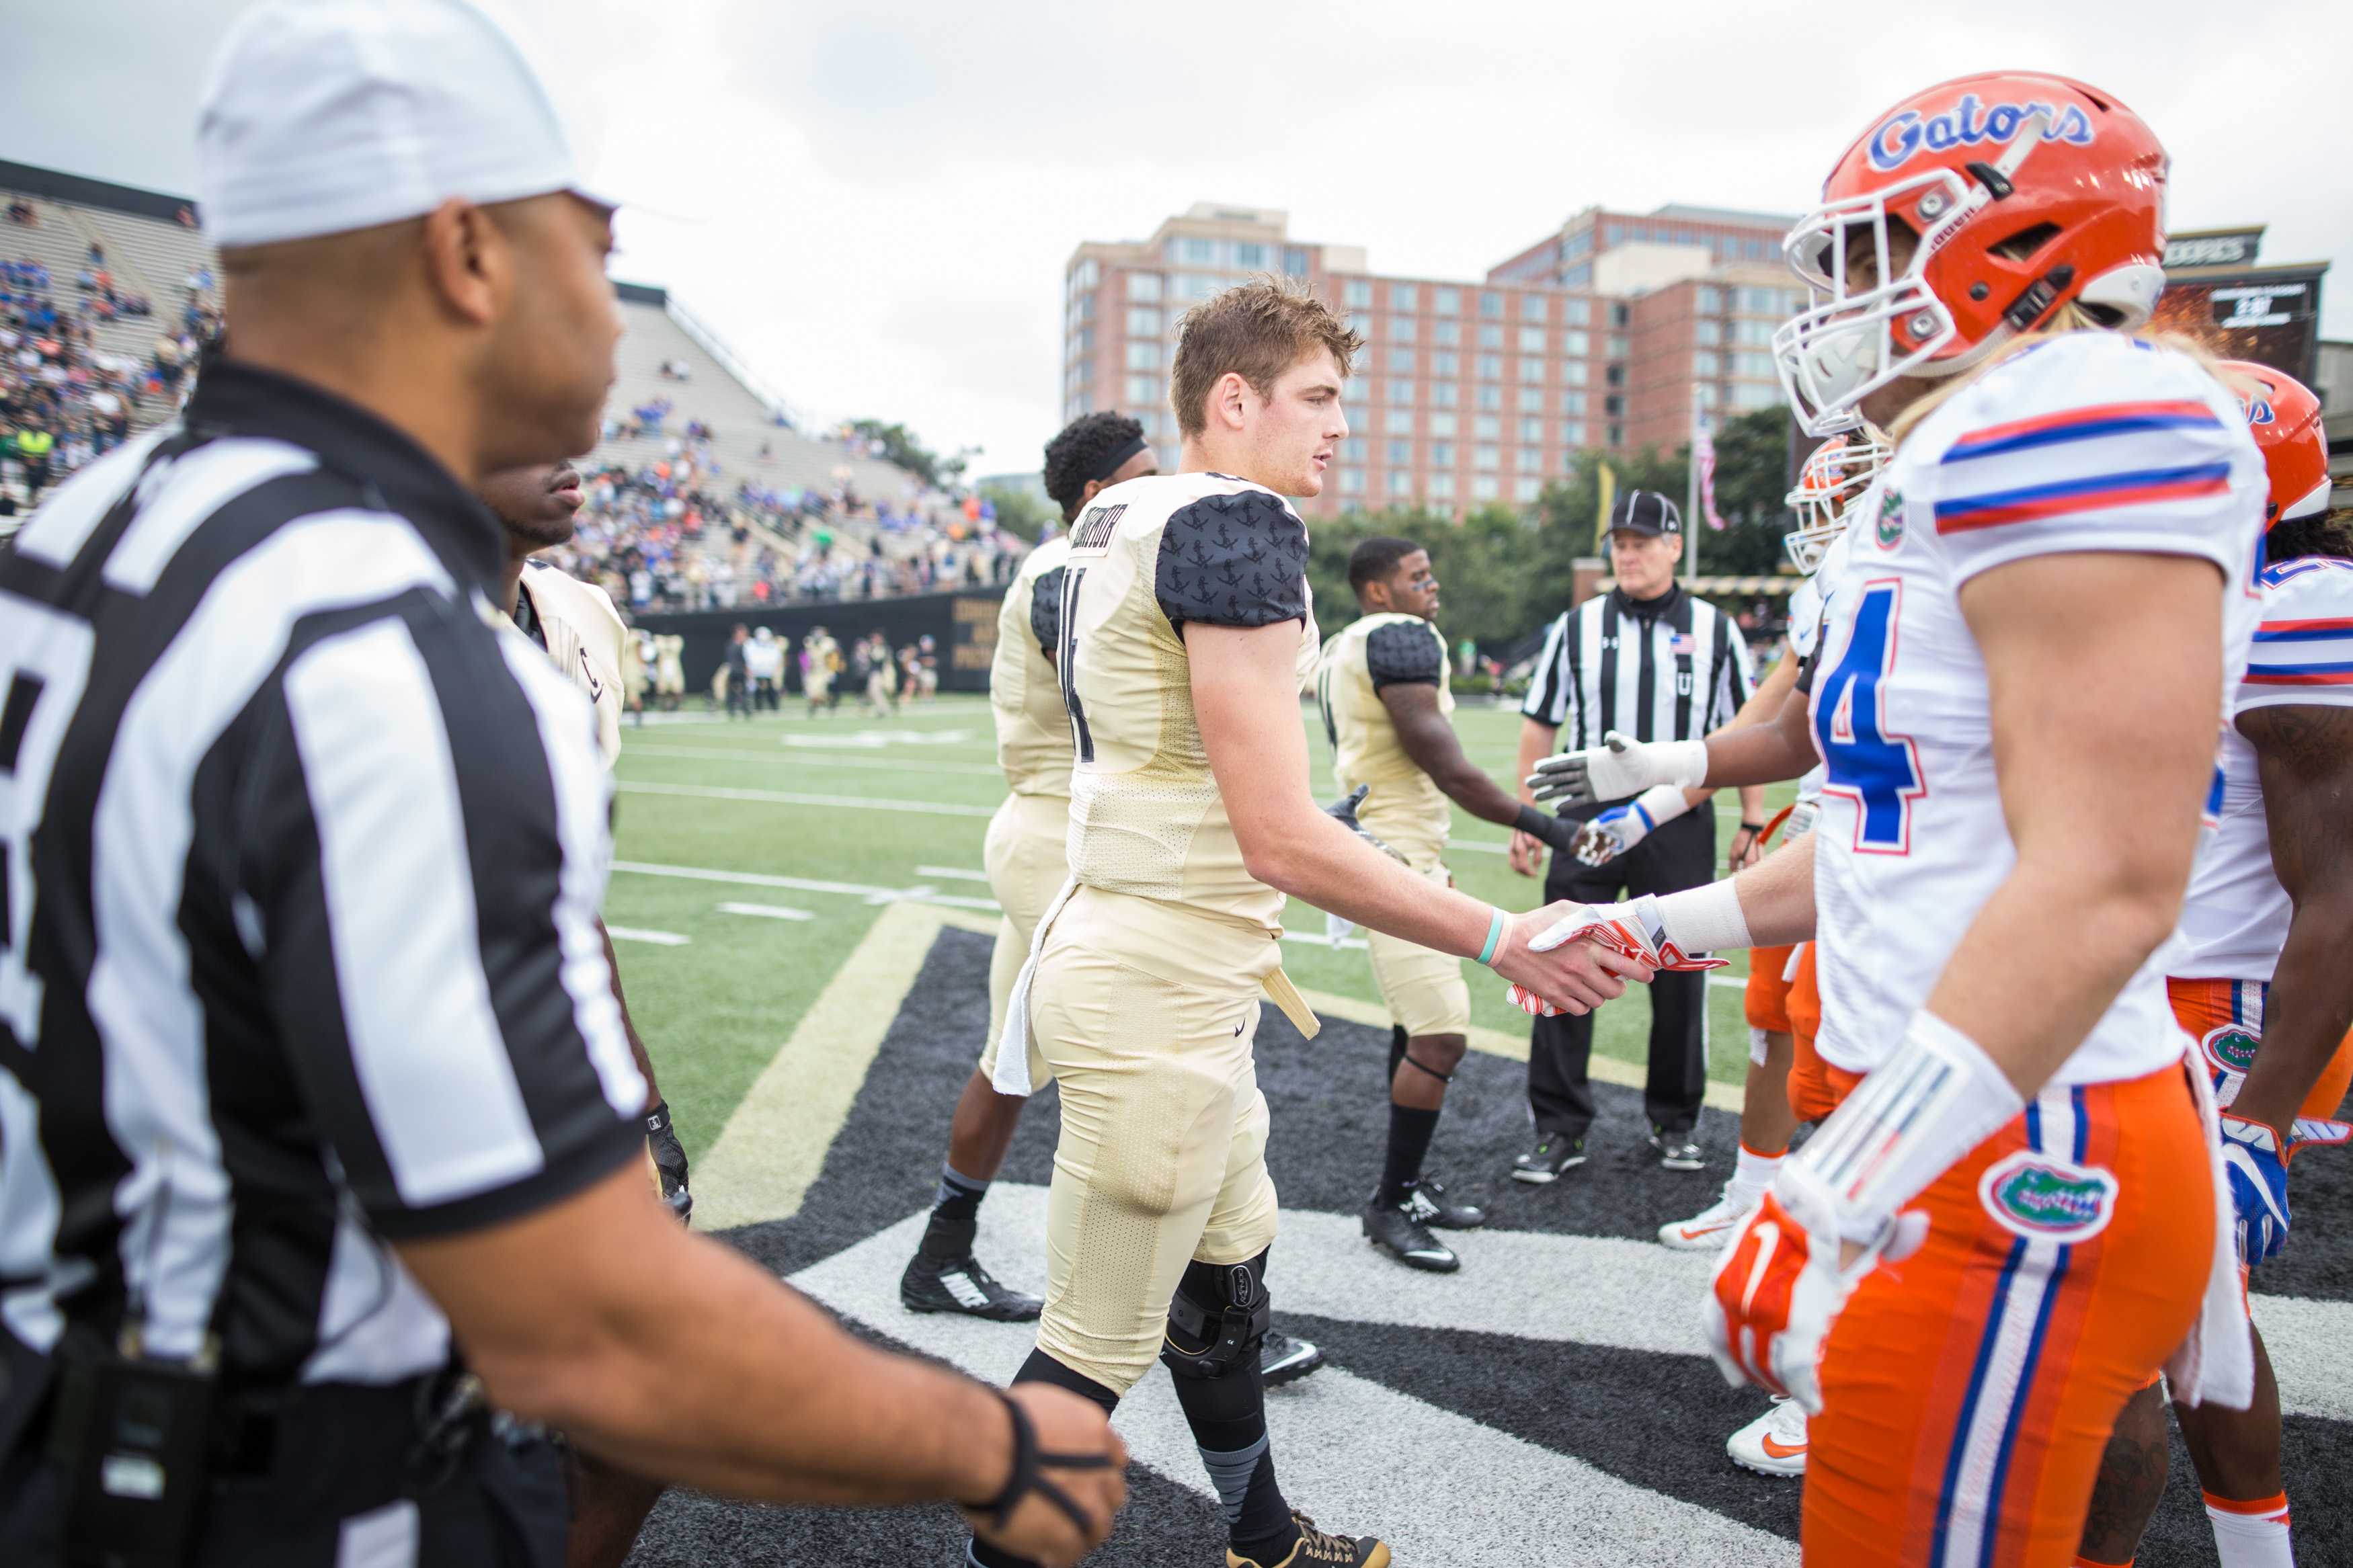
[0,5,1120,1567]
[1507,491,1763,1178]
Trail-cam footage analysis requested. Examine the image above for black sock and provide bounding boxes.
[922,1163,988,1259]
[1380,1102,1442,1204]
[1169,1356,1294,1561]
[1165,1257,1295,1562]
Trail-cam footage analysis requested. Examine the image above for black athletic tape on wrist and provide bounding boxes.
[970,1389,1115,1537]
[1737,821,1766,833]
[644,1100,672,1136]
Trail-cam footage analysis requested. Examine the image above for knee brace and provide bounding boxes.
[1161,1251,1270,1380]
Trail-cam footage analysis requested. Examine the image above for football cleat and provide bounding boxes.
[1363,1194,1460,1273]
[1649,1125,1706,1171]
[1402,1176,1485,1230]
[899,1252,1042,1321]
[1228,1512,1391,1568]
[1658,1190,1754,1251]
[1511,1134,1587,1185]
[1259,1330,1324,1388]
[1726,1396,1809,1478]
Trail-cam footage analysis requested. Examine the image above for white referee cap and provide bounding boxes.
[195,0,613,248]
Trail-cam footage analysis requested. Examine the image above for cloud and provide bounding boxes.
[8,0,2348,475]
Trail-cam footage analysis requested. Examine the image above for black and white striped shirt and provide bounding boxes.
[0,360,643,1391]
[1521,583,1754,768]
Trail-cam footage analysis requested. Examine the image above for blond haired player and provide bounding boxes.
[1522,75,2268,1566]
[481,460,694,1568]
[971,282,1646,1568]
[902,412,1329,1384]
[1316,535,1597,1272]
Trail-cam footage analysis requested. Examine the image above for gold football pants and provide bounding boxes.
[1026,888,1283,1394]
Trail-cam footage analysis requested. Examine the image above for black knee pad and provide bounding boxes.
[1162,1251,1270,1380]
[1388,1024,1409,1084]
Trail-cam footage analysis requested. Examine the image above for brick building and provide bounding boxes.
[1063,202,1805,520]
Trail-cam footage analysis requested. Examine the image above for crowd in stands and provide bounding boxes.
[0,213,216,509]
[547,419,1024,616]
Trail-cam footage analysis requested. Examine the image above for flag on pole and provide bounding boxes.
[1593,461,1616,550]
[1693,425,1728,530]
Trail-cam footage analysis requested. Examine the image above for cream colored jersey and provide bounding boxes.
[653,633,686,694]
[515,559,627,768]
[994,534,1075,798]
[1058,472,1312,932]
[1316,612,1451,860]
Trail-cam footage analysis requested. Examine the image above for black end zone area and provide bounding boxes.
[627,927,2353,1565]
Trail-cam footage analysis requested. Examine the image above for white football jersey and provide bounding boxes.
[1808,333,2265,1083]
[1785,520,1858,802]
[2176,556,2353,978]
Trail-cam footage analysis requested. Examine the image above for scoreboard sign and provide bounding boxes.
[2149,263,2326,386]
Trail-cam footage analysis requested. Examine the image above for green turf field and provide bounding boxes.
[602,695,1797,1161]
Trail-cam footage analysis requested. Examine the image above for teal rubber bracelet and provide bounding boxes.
[1478,907,1505,967]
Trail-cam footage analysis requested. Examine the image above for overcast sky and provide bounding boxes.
[8,0,2350,475]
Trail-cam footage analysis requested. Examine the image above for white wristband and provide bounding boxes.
[1633,878,1750,958]
[1793,1012,2026,1242]
[1629,784,1691,833]
[1652,737,1710,790]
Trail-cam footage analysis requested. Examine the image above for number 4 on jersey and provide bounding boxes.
[1813,580,1925,854]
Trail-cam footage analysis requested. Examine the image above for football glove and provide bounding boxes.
[1527,731,1708,807]
[1704,1011,2018,1410]
[646,1100,693,1225]
[1324,784,1404,863]
[1570,785,1692,868]
[2218,1112,2350,1266]
[1704,1160,1929,1412]
[1505,894,1728,1017]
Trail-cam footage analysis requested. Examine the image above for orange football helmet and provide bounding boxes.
[1774,73,2169,435]
[1783,431,1890,573]
[2218,360,2331,528]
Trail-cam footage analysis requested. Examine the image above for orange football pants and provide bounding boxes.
[2166,976,2353,1119]
[1804,1063,2212,1568]
[1785,943,1863,1124]
[1747,942,1798,1034]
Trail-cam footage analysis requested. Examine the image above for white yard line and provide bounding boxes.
[605,925,688,946]
[788,1188,1800,1568]
[614,779,998,817]
[610,857,1002,915]
[717,901,815,921]
[914,865,993,882]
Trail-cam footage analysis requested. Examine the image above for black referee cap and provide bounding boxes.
[1609,490,1681,537]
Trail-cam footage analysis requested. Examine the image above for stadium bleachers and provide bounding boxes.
[2,163,1019,608]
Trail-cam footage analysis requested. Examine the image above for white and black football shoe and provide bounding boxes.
[899,1251,1043,1321]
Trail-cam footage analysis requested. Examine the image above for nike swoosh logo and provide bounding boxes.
[1760,1436,1807,1459]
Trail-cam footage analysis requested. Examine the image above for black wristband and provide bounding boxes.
[969,1389,1037,1527]
[1513,803,1558,841]
[644,1100,672,1137]
[965,1389,1112,1537]
[1737,821,1767,833]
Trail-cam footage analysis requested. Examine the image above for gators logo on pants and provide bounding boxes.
[1977,1150,2118,1243]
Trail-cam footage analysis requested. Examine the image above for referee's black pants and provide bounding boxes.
[1528,802,1714,1139]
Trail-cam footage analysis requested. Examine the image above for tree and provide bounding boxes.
[845,419,971,490]
[979,481,1057,544]
[1691,406,1800,577]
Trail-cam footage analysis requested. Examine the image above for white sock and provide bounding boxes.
[2204,1491,2293,1568]
[1728,1142,1784,1206]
